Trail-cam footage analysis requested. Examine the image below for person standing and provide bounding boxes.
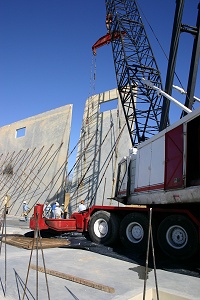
[23,201,29,222]
[78,200,86,212]
[43,202,51,218]
[54,202,63,219]
[4,194,10,214]
[51,202,56,218]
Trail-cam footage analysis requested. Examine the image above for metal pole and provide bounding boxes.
[38,230,51,299]
[142,79,192,114]
[4,203,7,296]
[36,215,39,300]
[143,208,152,300]
[150,211,159,300]
[159,0,185,130]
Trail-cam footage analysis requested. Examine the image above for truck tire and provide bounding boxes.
[119,213,149,253]
[88,210,120,246]
[157,214,199,259]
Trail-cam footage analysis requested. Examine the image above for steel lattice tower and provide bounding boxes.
[105,0,164,146]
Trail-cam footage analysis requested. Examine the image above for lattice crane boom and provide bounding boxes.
[93,0,165,147]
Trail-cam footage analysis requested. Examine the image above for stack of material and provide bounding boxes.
[2,236,70,249]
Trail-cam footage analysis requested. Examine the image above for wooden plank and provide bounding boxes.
[30,264,115,294]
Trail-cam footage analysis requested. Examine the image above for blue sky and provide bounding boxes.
[0,0,200,168]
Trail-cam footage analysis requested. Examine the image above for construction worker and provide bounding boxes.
[43,201,51,218]
[51,202,57,218]
[54,202,63,219]
[22,201,30,222]
[4,194,10,214]
[78,200,86,213]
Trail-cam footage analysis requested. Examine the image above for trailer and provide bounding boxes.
[30,202,200,259]
[30,106,200,259]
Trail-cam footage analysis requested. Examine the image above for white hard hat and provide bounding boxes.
[56,202,59,206]
[23,201,26,204]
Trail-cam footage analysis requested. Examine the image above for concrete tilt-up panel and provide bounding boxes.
[69,89,132,214]
[0,104,72,216]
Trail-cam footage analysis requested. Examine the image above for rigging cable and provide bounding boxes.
[71,122,115,209]
[88,53,97,99]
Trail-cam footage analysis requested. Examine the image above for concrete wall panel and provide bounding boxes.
[0,105,72,216]
[69,89,131,214]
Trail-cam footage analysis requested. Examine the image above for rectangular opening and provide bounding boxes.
[100,99,118,113]
[16,127,26,138]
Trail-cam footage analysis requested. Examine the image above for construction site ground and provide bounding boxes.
[0,215,200,300]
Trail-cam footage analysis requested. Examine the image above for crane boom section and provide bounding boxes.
[105,0,164,146]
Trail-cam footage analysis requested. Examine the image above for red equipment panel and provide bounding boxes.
[165,124,184,190]
[45,219,77,232]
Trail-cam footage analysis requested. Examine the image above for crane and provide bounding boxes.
[30,1,200,261]
[93,0,200,144]
[93,0,165,147]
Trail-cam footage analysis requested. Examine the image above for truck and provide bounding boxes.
[30,0,200,260]
[30,101,200,260]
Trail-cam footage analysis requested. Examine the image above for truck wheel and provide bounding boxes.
[88,210,120,246]
[157,214,199,259]
[119,213,149,253]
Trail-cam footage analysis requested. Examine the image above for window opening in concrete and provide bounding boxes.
[100,99,118,113]
[16,127,26,138]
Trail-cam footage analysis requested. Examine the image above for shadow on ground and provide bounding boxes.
[24,230,200,279]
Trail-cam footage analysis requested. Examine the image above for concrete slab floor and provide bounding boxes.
[0,217,200,300]
[0,243,200,300]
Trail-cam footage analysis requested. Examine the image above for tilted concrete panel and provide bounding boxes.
[69,89,132,214]
[0,104,72,216]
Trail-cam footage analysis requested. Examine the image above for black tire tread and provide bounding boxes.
[157,214,199,259]
[119,212,149,253]
[88,210,120,246]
